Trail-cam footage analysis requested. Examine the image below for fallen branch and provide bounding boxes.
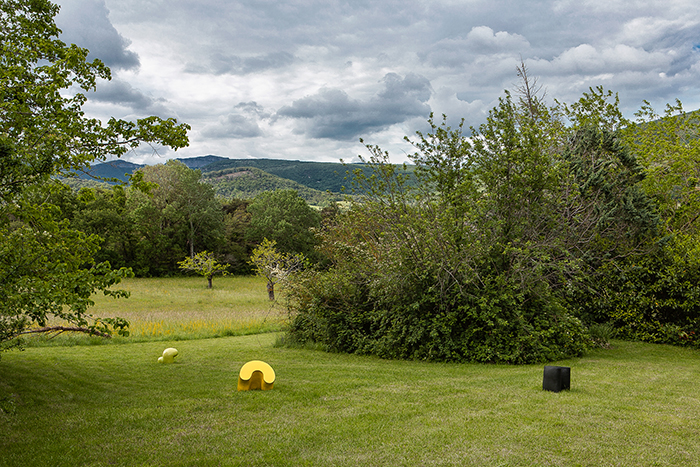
[18,326,112,339]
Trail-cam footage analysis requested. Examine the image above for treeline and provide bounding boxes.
[52,160,330,277]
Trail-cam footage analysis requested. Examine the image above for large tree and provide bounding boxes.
[0,0,190,350]
[286,78,658,363]
[560,89,700,345]
[246,189,321,259]
[127,160,223,276]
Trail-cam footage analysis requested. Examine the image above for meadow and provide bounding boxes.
[2,278,700,466]
[29,276,285,344]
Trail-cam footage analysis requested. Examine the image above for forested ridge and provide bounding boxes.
[71,155,416,204]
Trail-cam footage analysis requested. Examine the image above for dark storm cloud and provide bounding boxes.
[56,0,139,70]
[87,79,162,111]
[276,73,432,140]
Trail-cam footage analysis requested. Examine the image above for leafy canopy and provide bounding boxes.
[286,72,662,363]
[246,189,321,259]
[178,251,228,289]
[0,0,190,350]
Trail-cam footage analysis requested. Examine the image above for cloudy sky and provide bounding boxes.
[54,0,700,165]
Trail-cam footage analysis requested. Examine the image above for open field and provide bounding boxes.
[2,335,700,466]
[30,276,285,344]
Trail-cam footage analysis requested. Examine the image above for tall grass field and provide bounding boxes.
[1,277,700,466]
[30,276,285,344]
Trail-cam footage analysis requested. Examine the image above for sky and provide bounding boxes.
[53,0,700,165]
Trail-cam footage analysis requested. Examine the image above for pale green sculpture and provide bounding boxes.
[158,347,179,364]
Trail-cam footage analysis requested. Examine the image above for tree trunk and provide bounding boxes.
[267,281,275,301]
[207,275,213,289]
[189,219,195,258]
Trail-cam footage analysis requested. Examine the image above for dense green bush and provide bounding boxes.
[285,82,663,364]
[287,268,591,363]
[577,235,700,347]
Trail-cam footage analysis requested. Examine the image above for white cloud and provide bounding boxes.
[466,26,530,53]
[547,44,671,75]
[51,0,700,164]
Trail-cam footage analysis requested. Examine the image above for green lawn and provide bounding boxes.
[2,334,700,466]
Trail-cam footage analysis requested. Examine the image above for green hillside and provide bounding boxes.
[72,156,415,201]
[202,166,342,205]
[201,158,415,193]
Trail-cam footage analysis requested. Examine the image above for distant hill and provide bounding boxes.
[200,158,363,193]
[201,157,416,193]
[176,155,230,169]
[78,159,145,182]
[202,167,341,205]
[72,155,415,202]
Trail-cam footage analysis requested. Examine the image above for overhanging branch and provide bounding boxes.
[18,326,112,338]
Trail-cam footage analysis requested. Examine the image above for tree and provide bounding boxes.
[221,198,254,274]
[127,161,223,276]
[249,239,306,300]
[286,75,659,363]
[246,189,321,259]
[137,160,222,258]
[177,251,228,288]
[0,0,190,351]
[70,185,138,269]
[0,0,189,197]
[621,100,700,234]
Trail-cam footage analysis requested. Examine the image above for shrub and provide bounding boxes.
[287,268,591,364]
[577,235,700,348]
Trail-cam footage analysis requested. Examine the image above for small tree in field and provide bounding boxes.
[178,251,228,288]
[249,239,306,300]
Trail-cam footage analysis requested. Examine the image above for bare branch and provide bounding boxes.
[18,326,112,338]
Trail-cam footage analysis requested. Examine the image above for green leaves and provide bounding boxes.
[177,251,228,288]
[622,100,700,234]
[0,0,189,348]
[0,196,134,344]
[245,189,321,259]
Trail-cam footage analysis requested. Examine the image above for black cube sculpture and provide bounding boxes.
[543,365,570,392]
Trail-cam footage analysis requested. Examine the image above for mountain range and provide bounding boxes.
[73,155,415,205]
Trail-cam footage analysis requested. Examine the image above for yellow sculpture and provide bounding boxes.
[157,348,178,364]
[238,360,275,391]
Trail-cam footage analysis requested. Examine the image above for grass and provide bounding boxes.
[2,334,700,466]
[4,277,700,465]
[27,276,285,345]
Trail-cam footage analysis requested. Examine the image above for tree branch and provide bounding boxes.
[18,326,112,338]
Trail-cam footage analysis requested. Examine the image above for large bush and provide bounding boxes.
[287,268,590,363]
[576,235,700,347]
[285,82,658,363]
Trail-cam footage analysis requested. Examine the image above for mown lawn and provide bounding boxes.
[2,334,700,466]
